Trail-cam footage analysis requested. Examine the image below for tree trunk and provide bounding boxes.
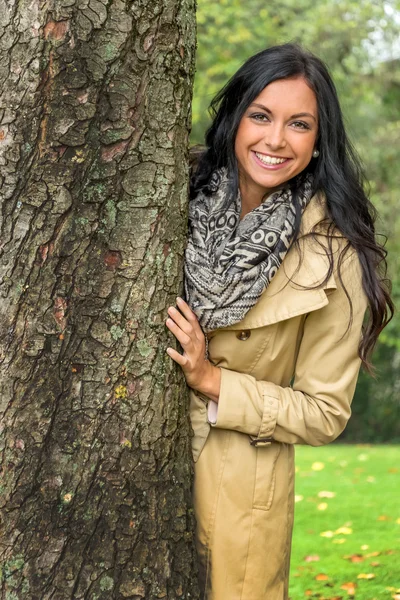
[0,1,198,598]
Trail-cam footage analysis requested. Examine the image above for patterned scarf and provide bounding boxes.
[184,168,314,331]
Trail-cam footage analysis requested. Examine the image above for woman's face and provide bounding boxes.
[234,77,318,202]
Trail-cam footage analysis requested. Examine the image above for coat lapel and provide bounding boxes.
[218,193,338,330]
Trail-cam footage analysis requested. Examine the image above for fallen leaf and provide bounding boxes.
[396,518,400,524]
[333,538,346,544]
[312,462,325,471]
[335,527,353,535]
[357,453,369,461]
[341,581,357,595]
[378,515,389,521]
[305,555,320,562]
[318,503,328,511]
[349,554,364,563]
[392,595,400,600]
[361,544,369,550]
[366,475,376,483]
[357,573,375,579]
[365,551,381,557]
[295,495,304,503]
[370,561,380,567]
[315,573,329,581]
[388,467,399,473]
[320,531,334,538]
[318,491,336,498]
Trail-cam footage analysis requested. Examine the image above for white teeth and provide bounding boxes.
[255,152,286,165]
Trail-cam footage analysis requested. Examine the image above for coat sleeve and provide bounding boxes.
[207,251,368,446]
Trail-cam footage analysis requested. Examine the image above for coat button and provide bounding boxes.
[236,329,251,341]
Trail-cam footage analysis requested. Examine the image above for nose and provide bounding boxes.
[264,123,286,150]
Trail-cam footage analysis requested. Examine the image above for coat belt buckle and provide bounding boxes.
[249,436,273,447]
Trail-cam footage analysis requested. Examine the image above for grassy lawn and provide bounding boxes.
[289,444,400,600]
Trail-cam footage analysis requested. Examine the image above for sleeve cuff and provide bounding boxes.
[209,367,280,440]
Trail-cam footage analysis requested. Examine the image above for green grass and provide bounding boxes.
[289,445,400,600]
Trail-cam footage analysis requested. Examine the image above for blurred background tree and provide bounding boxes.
[192,0,400,441]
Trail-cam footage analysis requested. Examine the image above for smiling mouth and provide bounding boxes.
[254,151,290,165]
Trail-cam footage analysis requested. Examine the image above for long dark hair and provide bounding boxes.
[191,43,393,371]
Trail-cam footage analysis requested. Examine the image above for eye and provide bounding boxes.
[249,113,270,122]
[291,121,311,130]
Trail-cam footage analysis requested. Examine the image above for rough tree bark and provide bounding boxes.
[0,1,198,598]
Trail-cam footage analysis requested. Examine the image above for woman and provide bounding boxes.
[165,44,393,599]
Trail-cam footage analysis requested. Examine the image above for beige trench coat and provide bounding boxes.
[189,193,368,600]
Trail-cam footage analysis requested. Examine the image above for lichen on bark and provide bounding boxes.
[0,0,198,598]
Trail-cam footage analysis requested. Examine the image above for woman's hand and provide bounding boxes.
[166,297,221,402]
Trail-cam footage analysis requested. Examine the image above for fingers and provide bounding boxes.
[167,306,193,337]
[165,317,192,347]
[166,298,202,340]
[166,347,188,366]
[175,297,197,323]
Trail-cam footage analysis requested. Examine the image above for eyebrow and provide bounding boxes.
[249,103,317,122]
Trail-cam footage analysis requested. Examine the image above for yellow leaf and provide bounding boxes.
[357,453,369,461]
[361,544,369,550]
[335,527,353,535]
[396,518,400,524]
[295,494,304,503]
[357,573,375,579]
[317,502,328,511]
[320,530,334,538]
[318,490,336,498]
[312,462,325,471]
[315,573,329,581]
[333,538,346,544]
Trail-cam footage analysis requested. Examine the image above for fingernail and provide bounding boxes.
[176,296,183,303]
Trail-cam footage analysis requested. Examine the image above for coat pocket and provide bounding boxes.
[189,390,211,463]
[253,442,282,511]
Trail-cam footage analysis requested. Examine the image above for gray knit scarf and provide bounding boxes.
[184,168,313,331]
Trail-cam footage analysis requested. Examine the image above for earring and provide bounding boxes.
[312,149,320,158]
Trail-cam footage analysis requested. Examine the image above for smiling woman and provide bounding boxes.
[165,43,393,600]
[235,78,318,217]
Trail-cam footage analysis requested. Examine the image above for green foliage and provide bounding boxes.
[193,0,400,441]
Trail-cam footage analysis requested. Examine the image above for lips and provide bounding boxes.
[255,152,288,165]
[252,151,291,169]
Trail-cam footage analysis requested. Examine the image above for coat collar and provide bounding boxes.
[217,193,338,331]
